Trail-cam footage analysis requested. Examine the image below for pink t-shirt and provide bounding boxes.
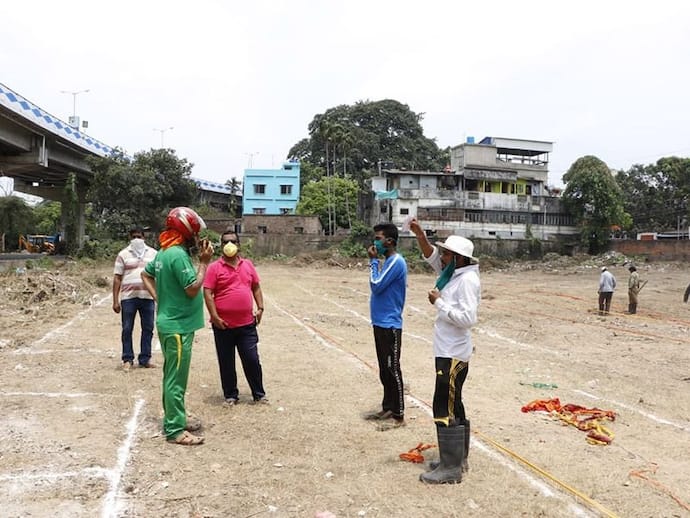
[203,257,260,328]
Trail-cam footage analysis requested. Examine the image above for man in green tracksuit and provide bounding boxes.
[141,207,213,446]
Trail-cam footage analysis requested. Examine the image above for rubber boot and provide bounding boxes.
[428,419,470,472]
[630,303,637,314]
[627,304,632,314]
[420,425,465,484]
[462,419,470,473]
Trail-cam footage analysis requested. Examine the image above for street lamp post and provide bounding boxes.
[60,89,89,130]
[60,89,90,118]
[153,127,174,148]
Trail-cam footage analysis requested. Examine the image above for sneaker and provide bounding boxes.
[122,362,132,372]
[223,398,239,407]
[139,362,157,369]
[253,397,270,405]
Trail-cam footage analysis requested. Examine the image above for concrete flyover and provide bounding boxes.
[0,82,116,244]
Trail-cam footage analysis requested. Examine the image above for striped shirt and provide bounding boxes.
[113,243,157,301]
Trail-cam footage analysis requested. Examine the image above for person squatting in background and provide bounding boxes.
[112,225,158,371]
[410,218,480,484]
[141,207,213,446]
[598,266,617,316]
[203,229,268,406]
[364,223,407,431]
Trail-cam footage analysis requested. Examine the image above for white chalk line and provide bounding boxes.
[273,297,592,517]
[101,398,145,518]
[572,389,690,433]
[336,283,690,438]
[297,286,432,344]
[31,293,111,346]
[478,327,690,434]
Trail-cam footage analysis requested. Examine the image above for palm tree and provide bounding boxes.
[225,176,242,217]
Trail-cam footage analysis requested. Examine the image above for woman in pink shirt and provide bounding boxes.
[203,230,267,405]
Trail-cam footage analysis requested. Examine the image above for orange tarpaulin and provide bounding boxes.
[521,398,616,445]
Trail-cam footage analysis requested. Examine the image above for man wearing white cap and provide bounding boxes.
[598,266,616,316]
[409,219,480,484]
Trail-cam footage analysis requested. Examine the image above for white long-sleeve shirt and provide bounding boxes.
[599,271,616,293]
[425,247,481,361]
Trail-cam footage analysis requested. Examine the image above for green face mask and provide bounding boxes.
[374,239,387,256]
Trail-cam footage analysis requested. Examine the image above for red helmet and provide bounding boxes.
[165,207,206,240]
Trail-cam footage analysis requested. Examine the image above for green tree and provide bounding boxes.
[0,195,35,252]
[562,155,631,254]
[33,201,62,235]
[616,157,690,235]
[224,176,242,218]
[87,149,197,238]
[288,99,445,188]
[297,176,359,233]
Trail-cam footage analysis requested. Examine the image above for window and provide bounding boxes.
[254,184,266,194]
[400,208,409,215]
[258,225,267,233]
[253,208,266,215]
[294,226,304,234]
[280,208,292,214]
[280,184,292,195]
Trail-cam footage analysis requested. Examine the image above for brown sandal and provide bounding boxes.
[168,430,204,446]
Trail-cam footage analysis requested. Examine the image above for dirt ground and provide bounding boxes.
[1,254,690,518]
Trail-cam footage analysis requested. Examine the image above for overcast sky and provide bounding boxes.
[2,0,690,190]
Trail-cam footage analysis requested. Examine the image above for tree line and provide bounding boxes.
[1,98,688,255]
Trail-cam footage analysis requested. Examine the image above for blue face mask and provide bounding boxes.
[374,239,387,256]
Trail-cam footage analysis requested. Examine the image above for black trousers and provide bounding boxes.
[432,357,469,427]
[372,326,404,418]
[598,292,613,314]
[212,323,265,401]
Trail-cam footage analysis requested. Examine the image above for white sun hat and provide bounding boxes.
[437,235,478,262]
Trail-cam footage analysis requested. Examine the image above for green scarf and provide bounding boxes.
[435,260,456,290]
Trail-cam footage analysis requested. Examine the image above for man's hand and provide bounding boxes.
[199,239,214,264]
[428,287,441,305]
[367,244,378,259]
[211,315,228,329]
[409,218,423,236]
[112,301,121,314]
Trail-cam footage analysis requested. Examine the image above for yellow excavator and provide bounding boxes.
[18,234,57,254]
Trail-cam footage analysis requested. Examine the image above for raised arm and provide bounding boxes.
[409,218,434,258]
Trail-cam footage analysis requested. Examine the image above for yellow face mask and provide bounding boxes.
[223,242,238,258]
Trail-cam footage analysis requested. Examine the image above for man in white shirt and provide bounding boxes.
[598,266,617,316]
[113,226,158,371]
[410,219,480,485]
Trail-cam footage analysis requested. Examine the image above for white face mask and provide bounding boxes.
[131,238,146,257]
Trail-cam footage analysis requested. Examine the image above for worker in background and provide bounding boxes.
[627,265,640,314]
[598,266,616,316]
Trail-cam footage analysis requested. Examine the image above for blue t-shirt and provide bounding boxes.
[369,253,407,329]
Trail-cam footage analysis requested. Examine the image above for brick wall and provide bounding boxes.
[610,240,690,261]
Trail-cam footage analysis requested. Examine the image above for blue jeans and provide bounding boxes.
[121,298,155,365]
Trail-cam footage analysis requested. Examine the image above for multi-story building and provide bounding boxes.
[242,160,300,215]
[372,136,577,240]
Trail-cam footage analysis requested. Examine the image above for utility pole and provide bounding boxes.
[153,127,174,148]
[60,89,89,129]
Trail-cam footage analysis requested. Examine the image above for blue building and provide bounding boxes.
[242,160,300,215]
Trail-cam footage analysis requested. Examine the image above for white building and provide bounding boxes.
[372,136,578,240]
